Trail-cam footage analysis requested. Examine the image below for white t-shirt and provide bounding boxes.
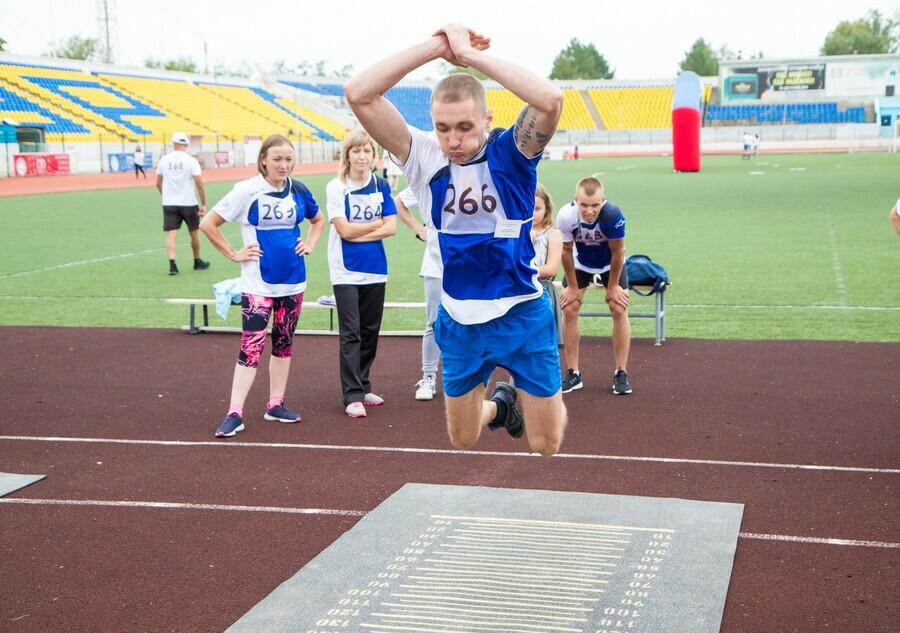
[326,172,397,286]
[211,174,321,297]
[385,152,403,177]
[397,186,442,279]
[133,149,144,167]
[156,150,201,206]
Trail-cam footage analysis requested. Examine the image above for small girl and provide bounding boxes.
[531,183,563,346]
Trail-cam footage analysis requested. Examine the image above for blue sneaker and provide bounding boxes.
[264,404,302,423]
[215,412,244,437]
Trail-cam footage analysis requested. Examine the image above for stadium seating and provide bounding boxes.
[283,81,435,131]
[0,55,874,151]
[251,88,342,141]
[559,89,596,131]
[0,61,137,140]
[587,86,675,130]
[704,102,866,124]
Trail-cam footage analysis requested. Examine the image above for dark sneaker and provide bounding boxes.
[193,259,210,270]
[215,412,244,437]
[613,370,632,395]
[169,263,179,276]
[487,381,524,439]
[561,369,582,394]
[264,404,302,423]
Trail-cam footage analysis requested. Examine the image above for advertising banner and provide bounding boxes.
[13,153,70,177]
[108,152,153,173]
[725,64,826,100]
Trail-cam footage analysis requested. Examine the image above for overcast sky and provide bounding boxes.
[2,0,898,80]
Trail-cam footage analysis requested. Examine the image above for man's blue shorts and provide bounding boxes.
[434,292,561,398]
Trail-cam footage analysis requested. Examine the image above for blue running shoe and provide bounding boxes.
[215,412,244,437]
[264,404,302,423]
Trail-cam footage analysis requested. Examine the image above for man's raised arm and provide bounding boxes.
[440,23,562,158]
[344,37,446,163]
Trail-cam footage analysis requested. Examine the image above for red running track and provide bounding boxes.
[0,327,897,632]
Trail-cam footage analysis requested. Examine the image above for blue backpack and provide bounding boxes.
[626,254,669,296]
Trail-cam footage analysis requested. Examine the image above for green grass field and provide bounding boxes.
[1,152,897,342]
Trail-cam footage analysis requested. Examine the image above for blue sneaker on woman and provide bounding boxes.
[264,404,302,423]
[215,412,244,437]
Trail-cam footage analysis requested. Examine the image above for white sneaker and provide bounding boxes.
[415,376,436,401]
[345,402,366,418]
[364,393,384,406]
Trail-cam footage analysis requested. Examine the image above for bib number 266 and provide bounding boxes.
[443,184,497,216]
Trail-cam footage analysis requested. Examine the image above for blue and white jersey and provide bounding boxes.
[399,125,542,325]
[326,172,397,285]
[211,174,320,297]
[556,199,626,274]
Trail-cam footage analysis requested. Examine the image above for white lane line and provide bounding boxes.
[2,435,898,475]
[0,497,365,516]
[0,498,894,549]
[739,532,899,549]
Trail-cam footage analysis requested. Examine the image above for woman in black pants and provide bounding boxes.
[325,130,397,417]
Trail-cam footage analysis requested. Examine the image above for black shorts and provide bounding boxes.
[562,268,629,290]
[163,205,201,232]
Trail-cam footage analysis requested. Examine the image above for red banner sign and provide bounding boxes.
[214,151,231,165]
[13,154,71,177]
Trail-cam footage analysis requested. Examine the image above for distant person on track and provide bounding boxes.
[558,176,632,396]
[326,130,397,418]
[394,186,442,401]
[891,197,900,236]
[133,145,147,179]
[344,23,567,456]
[200,134,325,438]
[156,132,210,275]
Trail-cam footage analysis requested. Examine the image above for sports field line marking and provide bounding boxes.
[738,532,899,549]
[823,209,847,307]
[2,435,898,475]
[0,249,163,279]
[669,304,899,312]
[0,497,895,549]
[0,229,241,280]
[2,297,897,311]
[0,497,364,516]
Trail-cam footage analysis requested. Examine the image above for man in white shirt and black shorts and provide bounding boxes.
[156,132,210,275]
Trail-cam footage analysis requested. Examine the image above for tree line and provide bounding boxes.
[1,9,897,79]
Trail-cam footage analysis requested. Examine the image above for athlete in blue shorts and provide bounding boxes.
[345,23,567,456]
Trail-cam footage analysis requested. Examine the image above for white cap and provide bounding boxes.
[171,132,189,145]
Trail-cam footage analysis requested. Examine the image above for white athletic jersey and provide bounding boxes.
[557,199,626,275]
[326,172,398,286]
[399,125,542,325]
[211,174,320,297]
[397,186,442,279]
[156,150,201,206]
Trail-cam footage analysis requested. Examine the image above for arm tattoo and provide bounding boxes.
[515,105,556,153]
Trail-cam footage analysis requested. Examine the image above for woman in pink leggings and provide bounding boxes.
[200,134,325,437]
